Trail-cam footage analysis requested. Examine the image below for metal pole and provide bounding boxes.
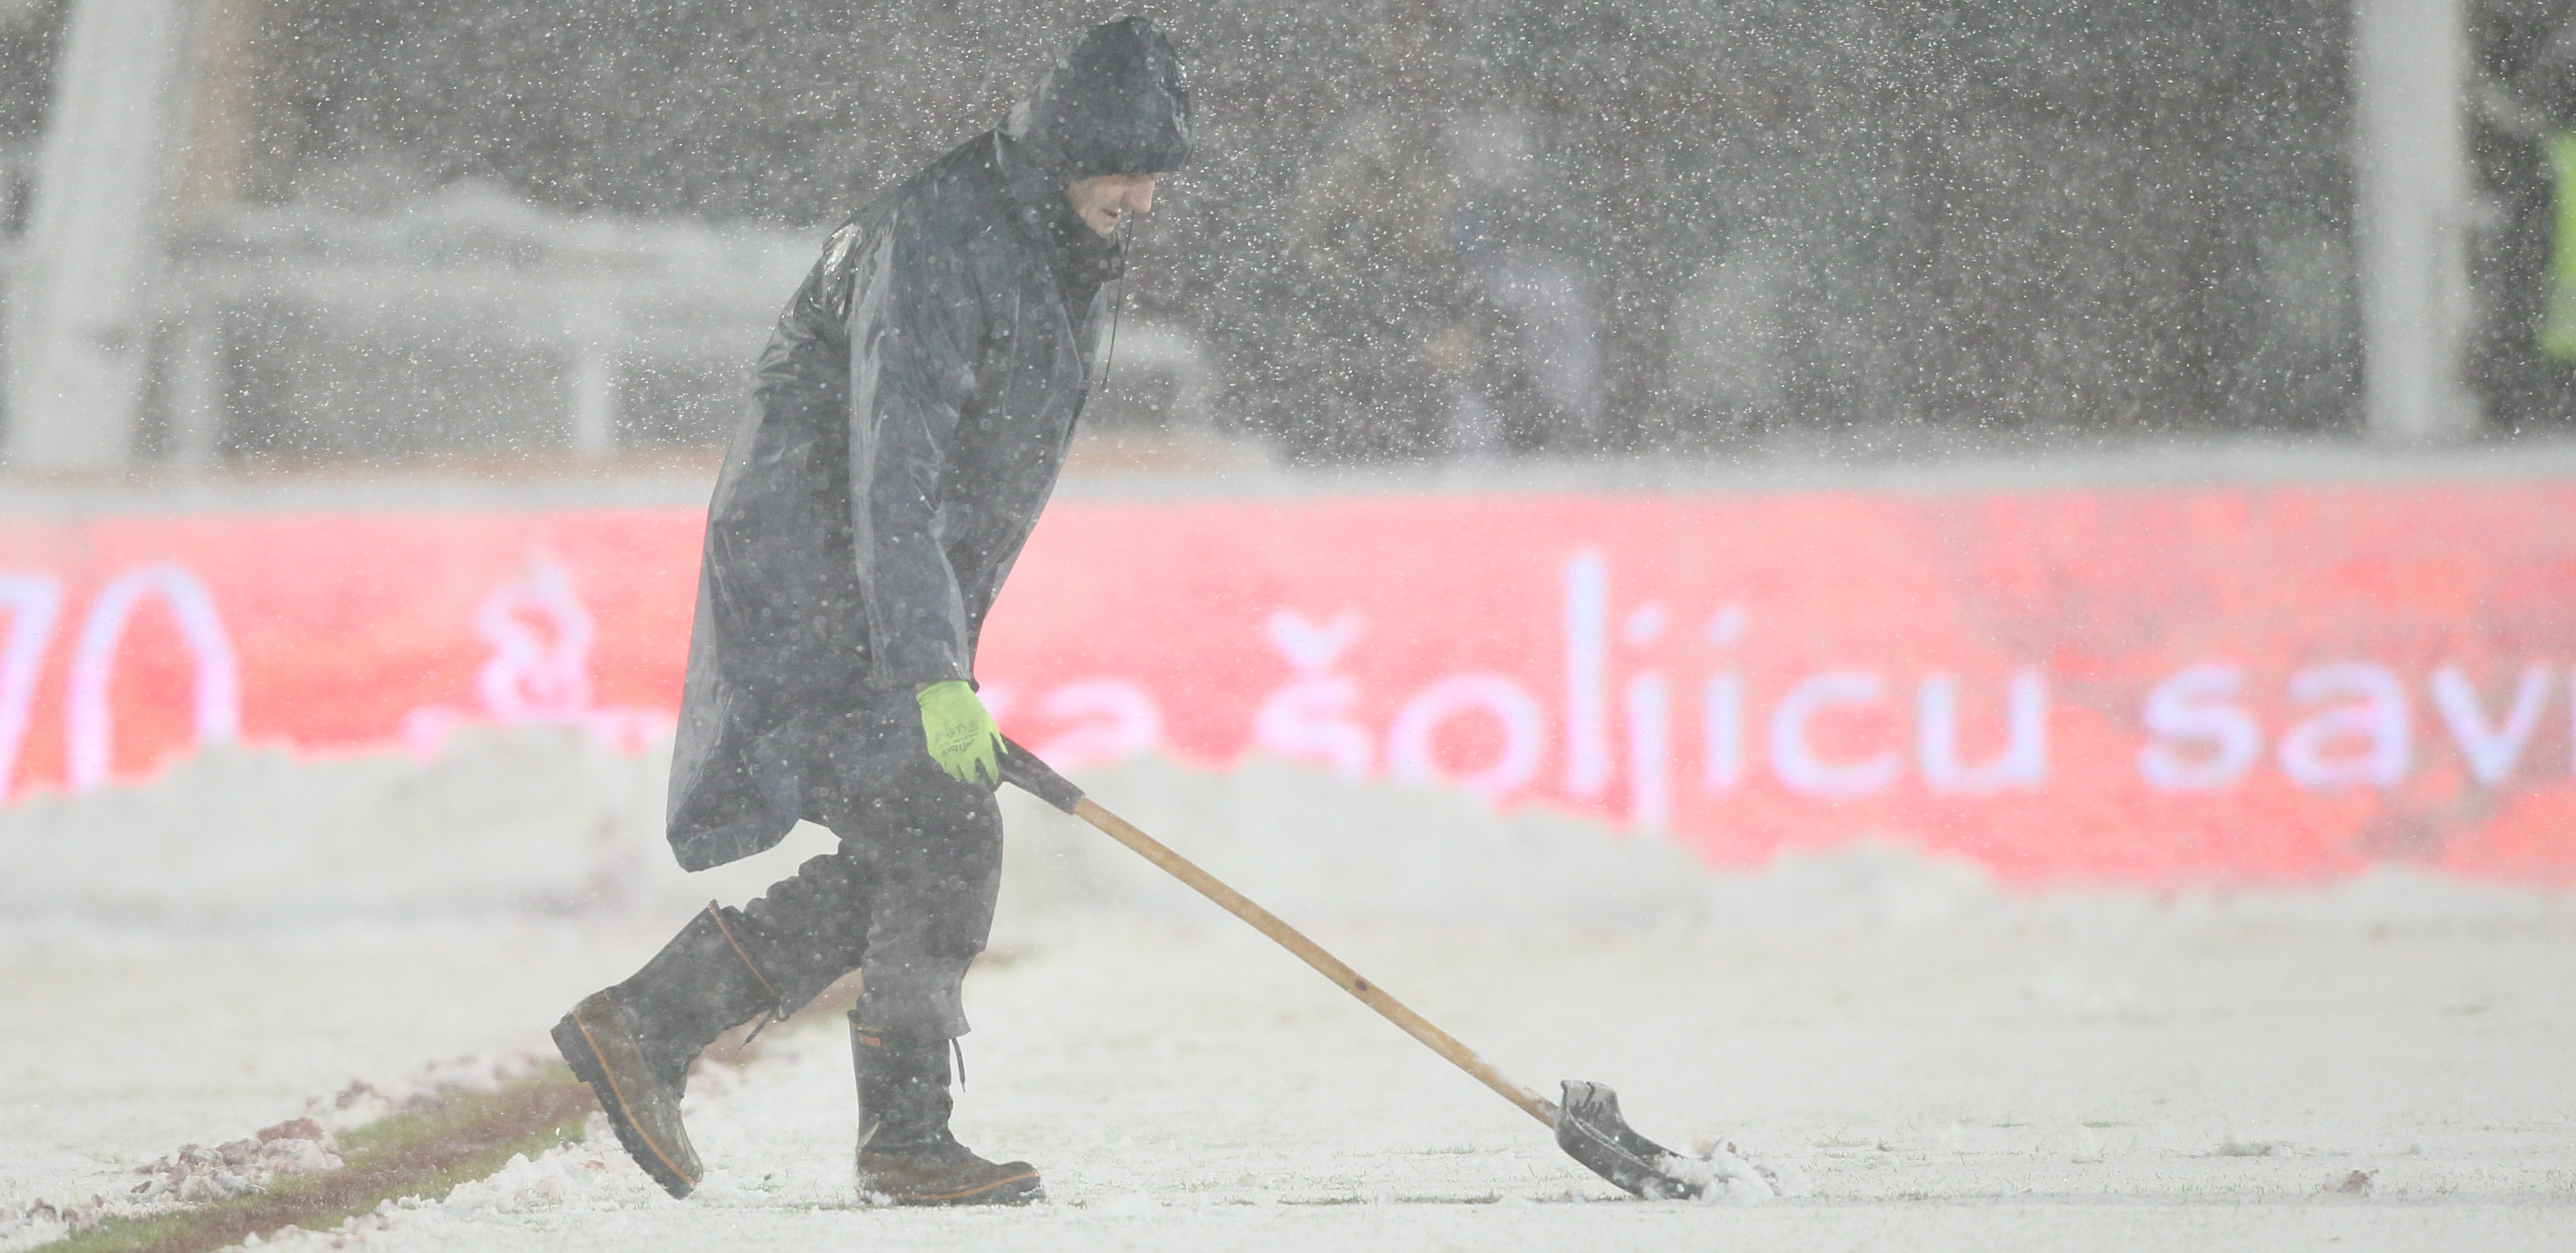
[2352,0,2480,444]
[1,0,203,473]
[164,310,224,471]
[567,303,621,458]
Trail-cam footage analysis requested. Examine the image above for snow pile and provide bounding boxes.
[305,1050,554,1133]
[0,730,674,922]
[0,737,1723,931]
[2185,864,2576,929]
[431,1131,632,1216]
[127,1117,344,1205]
[256,1202,400,1250]
[247,1120,659,1249]
[3,735,2571,936]
[1662,1137,1808,1204]
[1693,838,1997,933]
[995,754,2576,939]
[0,1048,552,1252]
[0,1115,341,1248]
[0,1196,110,1249]
[994,754,1718,933]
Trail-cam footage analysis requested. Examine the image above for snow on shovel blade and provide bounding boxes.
[1553,1080,1705,1200]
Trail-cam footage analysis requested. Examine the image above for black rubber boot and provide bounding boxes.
[618,904,788,1093]
[552,904,785,1198]
[851,1018,1041,1205]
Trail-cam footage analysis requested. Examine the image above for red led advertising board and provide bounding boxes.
[1,482,2569,886]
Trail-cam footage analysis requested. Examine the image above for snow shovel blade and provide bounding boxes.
[1553,1080,1705,1200]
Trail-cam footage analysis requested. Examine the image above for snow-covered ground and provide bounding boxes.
[7,741,2576,1250]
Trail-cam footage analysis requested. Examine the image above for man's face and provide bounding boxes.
[1064,173,1162,236]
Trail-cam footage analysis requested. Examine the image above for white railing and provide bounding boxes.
[144,191,1231,467]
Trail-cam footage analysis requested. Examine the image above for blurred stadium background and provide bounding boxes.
[1,0,2551,476]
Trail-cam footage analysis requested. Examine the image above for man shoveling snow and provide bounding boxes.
[551,15,1192,1208]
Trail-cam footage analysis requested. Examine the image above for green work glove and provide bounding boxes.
[917,679,1002,787]
[2545,132,2576,361]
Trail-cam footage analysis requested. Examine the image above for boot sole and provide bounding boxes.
[865,1167,1045,1206]
[551,1009,700,1199]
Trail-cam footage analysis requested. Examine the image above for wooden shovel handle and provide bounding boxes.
[997,740,1558,1127]
[1069,797,1560,1126]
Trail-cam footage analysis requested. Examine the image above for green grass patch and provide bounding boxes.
[35,1065,595,1253]
[25,969,856,1252]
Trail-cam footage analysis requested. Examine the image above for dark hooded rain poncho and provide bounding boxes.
[666,18,1191,871]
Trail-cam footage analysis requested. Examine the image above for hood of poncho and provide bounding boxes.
[1004,16,1193,182]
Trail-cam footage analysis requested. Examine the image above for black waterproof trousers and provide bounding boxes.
[722,696,1003,1040]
